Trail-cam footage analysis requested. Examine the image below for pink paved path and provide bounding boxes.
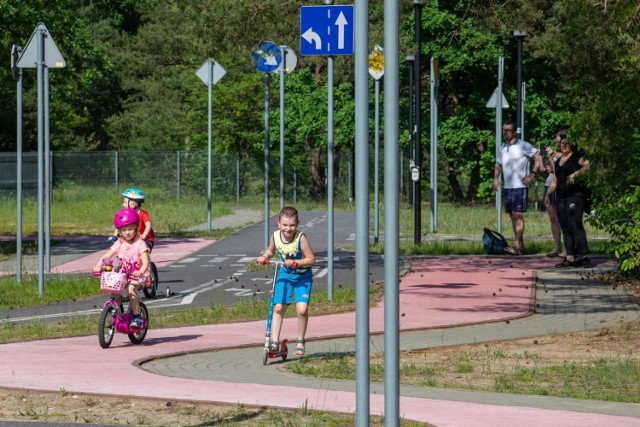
[50,237,214,273]
[1,256,637,426]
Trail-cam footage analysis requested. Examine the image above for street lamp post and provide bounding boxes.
[413,0,423,245]
[406,55,415,206]
[513,28,527,136]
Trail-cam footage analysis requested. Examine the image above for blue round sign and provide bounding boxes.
[251,41,282,73]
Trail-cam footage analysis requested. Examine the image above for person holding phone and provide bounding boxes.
[546,128,592,268]
[538,127,566,257]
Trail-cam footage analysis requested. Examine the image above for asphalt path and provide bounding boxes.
[0,211,385,323]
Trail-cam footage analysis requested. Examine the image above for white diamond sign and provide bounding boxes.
[196,59,226,86]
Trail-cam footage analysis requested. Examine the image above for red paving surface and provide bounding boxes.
[0,254,638,426]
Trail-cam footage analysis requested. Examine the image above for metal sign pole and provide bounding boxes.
[12,45,23,282]
[36,27,45,296]
[195,58,226,232]
[264,73,270,248]
[430,57,439,232]
[44,66,51,272]
[279,49,286,211]
[354,0,370,423]
[374,78,380,245]
[497,57,504,233]
[327,55,334,301]
[250,42,281,248]
[17,22,67,294]
[207,62,213,232]
[383,0,400,422]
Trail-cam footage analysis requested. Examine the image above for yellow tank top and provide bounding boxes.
[273,230,309,273]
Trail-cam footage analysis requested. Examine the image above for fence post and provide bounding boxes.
[114,151,118,194]
[236,150,240,203]
[176,150,180,200]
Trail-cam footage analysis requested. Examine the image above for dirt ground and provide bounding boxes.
[0,273,638,426]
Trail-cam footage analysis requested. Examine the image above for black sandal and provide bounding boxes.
[555,258,577,268]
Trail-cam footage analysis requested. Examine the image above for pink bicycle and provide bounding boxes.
[94,259,149,349]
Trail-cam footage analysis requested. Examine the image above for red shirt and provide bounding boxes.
[137,208,155,242]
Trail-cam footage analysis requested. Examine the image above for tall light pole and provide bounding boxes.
[406,55,415,206]
[513,28,527,136]
[413,0,423,245]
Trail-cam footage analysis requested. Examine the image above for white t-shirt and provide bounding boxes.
[497,139,538,189]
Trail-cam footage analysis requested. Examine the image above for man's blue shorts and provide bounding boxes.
[504,188,528,213]
[274,269,313,305]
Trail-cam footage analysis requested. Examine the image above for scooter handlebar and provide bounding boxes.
[257,259,298,268]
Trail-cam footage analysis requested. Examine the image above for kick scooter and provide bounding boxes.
[259,259,297,365]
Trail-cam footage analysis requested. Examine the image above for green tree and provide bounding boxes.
[0,0,122,151]
[531,0,640,271]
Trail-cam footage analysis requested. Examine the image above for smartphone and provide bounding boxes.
[539,144,547,158]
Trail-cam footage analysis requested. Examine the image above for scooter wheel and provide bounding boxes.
[282,345,288,361]
[262,347,269,365]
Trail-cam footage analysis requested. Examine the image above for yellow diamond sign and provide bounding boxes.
[368,45,384,80]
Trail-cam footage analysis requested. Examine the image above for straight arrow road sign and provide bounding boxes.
[300,5,354,56]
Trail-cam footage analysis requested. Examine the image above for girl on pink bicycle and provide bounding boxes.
[93,208,150,328]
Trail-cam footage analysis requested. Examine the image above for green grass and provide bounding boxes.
[287,337,640,404]
[0,272,382,343]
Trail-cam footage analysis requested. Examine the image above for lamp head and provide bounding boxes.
[513,27,528,38]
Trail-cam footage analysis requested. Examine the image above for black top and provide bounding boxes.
[554,151,587,199]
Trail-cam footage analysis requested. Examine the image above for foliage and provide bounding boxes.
[589,187,640,272]
[2,0,640,268]
[531,0,640,272]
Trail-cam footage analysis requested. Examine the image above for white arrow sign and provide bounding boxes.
[302,27,321,50]
[335,12,348,50]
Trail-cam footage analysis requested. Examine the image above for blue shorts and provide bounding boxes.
[504,188,528,213]
[274,269,313,305]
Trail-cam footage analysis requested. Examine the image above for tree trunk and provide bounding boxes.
[305,137,325,198]
[443,148,465,203]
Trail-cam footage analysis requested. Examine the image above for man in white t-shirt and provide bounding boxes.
[493,121,542,254]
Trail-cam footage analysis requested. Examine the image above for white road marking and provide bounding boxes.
[315,268,328,278]
[225,288,264,297]
[178,257,198,264]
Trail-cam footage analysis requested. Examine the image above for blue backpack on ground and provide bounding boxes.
[482,227,509,255]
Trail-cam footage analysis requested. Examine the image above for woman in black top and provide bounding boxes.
[545,133,591,268]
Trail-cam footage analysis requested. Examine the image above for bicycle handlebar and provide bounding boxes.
[93,259,148,285]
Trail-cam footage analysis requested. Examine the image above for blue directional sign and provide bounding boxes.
[251,41,282,73]
[300,5,354,56]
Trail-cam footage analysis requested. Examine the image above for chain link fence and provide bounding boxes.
[1,151,354,203]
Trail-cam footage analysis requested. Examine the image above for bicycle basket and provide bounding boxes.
[100,271,128,294]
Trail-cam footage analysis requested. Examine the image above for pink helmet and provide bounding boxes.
[113,208,139,228]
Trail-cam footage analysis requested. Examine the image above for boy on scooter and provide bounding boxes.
[257,206,316,357]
